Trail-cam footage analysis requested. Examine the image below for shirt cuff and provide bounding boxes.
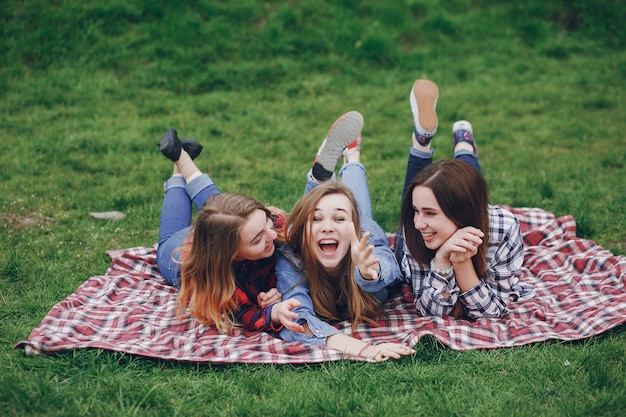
[265,304,283,332]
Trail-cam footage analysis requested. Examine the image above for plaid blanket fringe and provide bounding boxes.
[15,207,626,363]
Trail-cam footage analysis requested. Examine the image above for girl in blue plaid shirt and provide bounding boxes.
[397,79,533,319]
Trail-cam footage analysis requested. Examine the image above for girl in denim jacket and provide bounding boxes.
[276,111,413,362]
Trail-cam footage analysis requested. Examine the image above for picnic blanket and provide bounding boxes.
[15,207,626,364]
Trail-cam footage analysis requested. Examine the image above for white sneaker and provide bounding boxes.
[410,79,439,146]
[342,135,362,164]
[452,120,477,154]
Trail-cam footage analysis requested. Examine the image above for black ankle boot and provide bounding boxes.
[180,139,203,160]
[157,128,182,161]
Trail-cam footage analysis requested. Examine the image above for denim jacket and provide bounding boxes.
[276,217,402,346]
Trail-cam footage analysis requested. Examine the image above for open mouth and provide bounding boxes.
[421,232,435,239]
[318,239,339,255]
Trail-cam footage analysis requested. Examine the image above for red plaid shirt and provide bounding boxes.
[233,250,282,333]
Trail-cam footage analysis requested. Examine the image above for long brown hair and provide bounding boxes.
[400,159,490,316]
[175,192,272,333]
[287,182,380,330]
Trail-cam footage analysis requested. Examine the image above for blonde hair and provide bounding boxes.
[175,192,271,333]
[287,182,380,330]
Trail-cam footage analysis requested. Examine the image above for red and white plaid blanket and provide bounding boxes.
[16,207,626,363]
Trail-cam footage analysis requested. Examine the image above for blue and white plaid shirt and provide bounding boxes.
[397,205,533,319]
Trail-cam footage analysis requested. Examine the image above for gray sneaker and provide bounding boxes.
[314,111,364,172]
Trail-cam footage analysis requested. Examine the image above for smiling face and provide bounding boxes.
[411,185,458,250]
[308,193,354,276]
[235,209,277,262]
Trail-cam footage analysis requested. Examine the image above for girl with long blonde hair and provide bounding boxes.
[155,128,298,334]
[276,112,414,362]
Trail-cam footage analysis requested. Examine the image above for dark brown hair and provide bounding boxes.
[400,159,490,316]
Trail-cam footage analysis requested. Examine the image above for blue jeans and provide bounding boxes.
[402,147,482,199]
[304,162,374,222]
[156,174,220,288]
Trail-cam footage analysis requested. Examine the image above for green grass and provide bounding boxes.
[1,0,625,416]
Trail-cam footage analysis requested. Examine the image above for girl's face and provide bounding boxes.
[235,209,277,262]
[309,193,354,276]
[411,185,458,250]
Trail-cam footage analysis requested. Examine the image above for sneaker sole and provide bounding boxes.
[316,111,364,171]
[410,79,439,132]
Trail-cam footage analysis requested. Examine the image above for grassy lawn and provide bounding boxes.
[1,1,625,416]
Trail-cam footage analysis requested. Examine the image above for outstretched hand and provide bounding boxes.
[327,334,414,363]
[360,342,414,362]
[257,288,282,308]
[349,223,380,281]
[271,299,304,333]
